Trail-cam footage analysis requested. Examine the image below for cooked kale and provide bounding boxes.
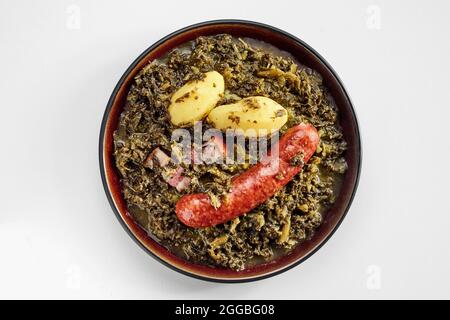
[113,34,347,270]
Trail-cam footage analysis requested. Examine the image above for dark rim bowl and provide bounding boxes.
[99,19,361,283]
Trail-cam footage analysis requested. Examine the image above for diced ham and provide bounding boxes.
[202,136,227,164]
[144,147,171,168]
[206,136,227,155]
[190,135,227,165]
[144,148,191,192]
[166,167,185,187]
[165,167,191,192]
[175,177,191,192]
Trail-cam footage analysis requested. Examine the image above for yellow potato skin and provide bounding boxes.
[168,71,224,126]
[207,96,288,137]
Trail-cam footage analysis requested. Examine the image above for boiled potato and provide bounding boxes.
[168,71,224,126]
[207,96,288,137]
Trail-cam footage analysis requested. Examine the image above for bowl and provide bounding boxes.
[99,19,361,282]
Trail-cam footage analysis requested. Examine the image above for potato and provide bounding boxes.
[168,71,224,126]
[207,96,288,137]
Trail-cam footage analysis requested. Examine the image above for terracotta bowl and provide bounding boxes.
[99,20,361,282]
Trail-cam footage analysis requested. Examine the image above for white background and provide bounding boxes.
[1,0,449,299]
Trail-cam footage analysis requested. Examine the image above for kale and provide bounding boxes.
[113,35,347,270]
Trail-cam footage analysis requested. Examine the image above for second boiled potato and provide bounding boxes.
[168,71,224,126]
[207,96,288,137]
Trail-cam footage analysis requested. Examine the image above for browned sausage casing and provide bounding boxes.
[176,123,320,228]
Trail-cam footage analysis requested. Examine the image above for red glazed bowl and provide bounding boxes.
[99,20,361,282]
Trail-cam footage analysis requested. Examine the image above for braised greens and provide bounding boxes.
[113,35,347,270]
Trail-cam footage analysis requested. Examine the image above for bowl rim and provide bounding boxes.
[99,19,362,283]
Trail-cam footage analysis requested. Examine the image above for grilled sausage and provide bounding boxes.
[175,123,319,228]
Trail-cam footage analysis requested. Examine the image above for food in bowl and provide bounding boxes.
[113,34,347,271]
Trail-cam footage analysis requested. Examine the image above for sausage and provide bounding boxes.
[175,123,319,228]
